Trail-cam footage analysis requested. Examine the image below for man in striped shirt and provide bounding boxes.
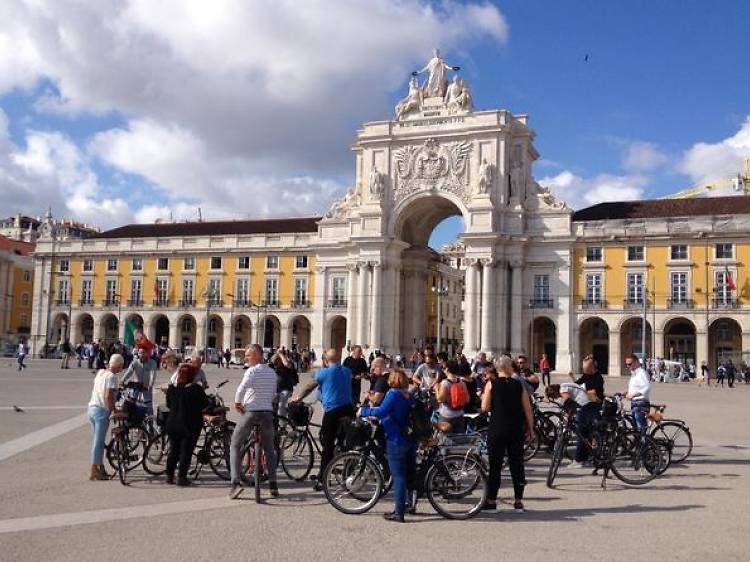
[229,344,279,499]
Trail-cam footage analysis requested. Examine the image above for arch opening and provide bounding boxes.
[579,317,609,374]
[662,318,696,366]
[709,318,742,369]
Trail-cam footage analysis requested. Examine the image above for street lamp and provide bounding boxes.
[203,285,218,362]
[226,292,235,350]
[431,284,448,353]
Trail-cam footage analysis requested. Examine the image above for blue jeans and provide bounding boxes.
[87,405,111,465]
[575,402,601,462]
[631,400,650,433]
[386,439,416,517]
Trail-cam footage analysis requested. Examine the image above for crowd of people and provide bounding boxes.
[84,333,667,522]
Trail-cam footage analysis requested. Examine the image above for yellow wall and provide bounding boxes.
[10,265,33,332]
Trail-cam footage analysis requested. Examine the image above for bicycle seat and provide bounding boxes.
[463,413,482,419]
[433,421,452,433]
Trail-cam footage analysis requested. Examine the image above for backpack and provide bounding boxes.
[448,379,470,410]
[403,394,433,442]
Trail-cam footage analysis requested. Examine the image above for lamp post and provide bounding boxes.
[203,285,217,362]
[227,292,235,350]
[115,293,122,342]
[431,284,448,353]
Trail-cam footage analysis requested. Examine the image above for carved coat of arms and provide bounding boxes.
[392,138,472,203]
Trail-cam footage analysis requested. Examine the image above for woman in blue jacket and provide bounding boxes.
[358,368,415,522]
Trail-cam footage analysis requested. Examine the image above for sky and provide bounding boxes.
[0,1,749,249]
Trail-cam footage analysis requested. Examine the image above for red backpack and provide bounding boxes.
[448,379,470,410]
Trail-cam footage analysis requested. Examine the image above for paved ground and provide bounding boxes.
[0,359,748,561]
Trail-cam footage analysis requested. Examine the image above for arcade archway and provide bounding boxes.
[663,318,696,366]
[709,318,742,368]
[579,317,609,374]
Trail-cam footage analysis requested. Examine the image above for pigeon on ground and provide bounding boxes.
[584,54,590,62]
[13,405,25,413]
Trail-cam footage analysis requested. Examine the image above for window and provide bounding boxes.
[19,314,29,328]
[182,279,194,303]
[155,278,168,305]
[183,257,195,271]
[21,292,30,306]
[131,258,142,271]
[237,256,250,270]
[57,279,69,304]
[627,246,644,262]
[107,258,118,272]
[585,273,602,304]
[670,272,688,305]
[295,256,308,269]
[181,317,193,332]
[627,273,644,304]
[586,246,602,263]
[266,255,279,270]
[208,278,221,305]
[105,279,118,305]
[715,270,733,305]
[236,278,249,303]
[82,259,93,272]
[81,280,92,304]
[130,279,142,304]
[331,276,346,305]
[294,278,308,304]
[715,243,733,259]
[533,274,550,305]
[716,321,733,342]
[59,259,70,272]
[157,257,169,271]
[208,318,218,332]
[265,278,278,305]
[23,270,31,282]
[210,256,222,270]
[670,245,688,260]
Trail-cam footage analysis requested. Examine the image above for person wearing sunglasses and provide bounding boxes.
[624,354,651,433]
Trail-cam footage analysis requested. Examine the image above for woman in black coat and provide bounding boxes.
[165,363,208,486]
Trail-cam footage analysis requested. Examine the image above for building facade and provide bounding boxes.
[0,235,35,349]
[27,53,750,373]
[0,212,99,243]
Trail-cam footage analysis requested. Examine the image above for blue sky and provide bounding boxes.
[1,1,749,248]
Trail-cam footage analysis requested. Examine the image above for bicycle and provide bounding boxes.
[647,405,693,464]
[109,411,143,485]
[106,384,150,475]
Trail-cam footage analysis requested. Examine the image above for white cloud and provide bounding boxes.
[679,117,750,186]
[0,0,509,227]
[539,170,646,209]
[622,141,668,172]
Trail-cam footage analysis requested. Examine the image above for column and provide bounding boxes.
[695,330,708,371]
[280,323,290,348]
[196,319,205,350]
[463,261,479,353]
[223,321,233,350]
[510,261,523,354]
[345,264,358,346]
[654,329,664,360]
[356,262,370,347]
[311,266,326,354]
[169,321,180,349]
[609,329,621,376]
[494,261,507,354]
[392,266,402,354]
[370,262,383,350]
[480,259,496,353]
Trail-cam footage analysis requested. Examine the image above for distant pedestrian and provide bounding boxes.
[223,348,232,368]
[539,353,551,387]
[17,341,28,371]
[717,364,726,387]
[701,361,711,387]
[726,360,736,388]
[61,340,72,369]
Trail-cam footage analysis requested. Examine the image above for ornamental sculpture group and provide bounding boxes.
[395,49,473,120]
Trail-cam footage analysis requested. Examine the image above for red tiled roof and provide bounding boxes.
[0,234,35,256]
[91,217,322,239]
[572,195,750,221]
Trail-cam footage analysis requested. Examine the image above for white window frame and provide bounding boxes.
[81,280,93,303]
[295,255,308,269]
[294,277,308,304]
[585,246,603,263]
[237,256,250,270]
[107,258,118,272]
[130,278,143,304]
[265,277,279,305]
[627,272,644,304]
[670,271,688,305]
[131,258,143,272]
[585,273,602,304]
[157,257,169,271]
[627,245,645,262]
[156,278,169,305]
[207,278,222,305]
[715,243,734,260]
[82,259,94,272]
[209,256,222,270]
[58,278,70,304]
[105,279,118,304]
[266,255,279,270]
[533,274,550,303]
[235,278,249,303]
[58,259,70,272]
[331,276,346,305]
[670,244,688,261]
[183,257,196,271]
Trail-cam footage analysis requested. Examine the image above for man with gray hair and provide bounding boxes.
[169,349,208,388]
[229,344,279,500]
[121,347,158,415]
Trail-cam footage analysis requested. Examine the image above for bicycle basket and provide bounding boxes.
[344,419,370,450]
[122,398,146,424]
[600,397,618,419]
[287,402,312,427]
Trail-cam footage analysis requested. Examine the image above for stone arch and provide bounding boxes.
[578,316,610,374]
[619,317,652,363]
[176,314,197,349]
[149,313,170,347]
[124,313,144,331]
[391,191,469,247]
[328,315,347,353]
[99,313,119,343]
[51,312,69,344]
[232,314,253,349]
[709,317,742,369]
[259,314,281,348]
[289,314,312,351]
[662,317,696,365]
[207,314,224,350]
[74,313,94,343]
[529,316,556,369]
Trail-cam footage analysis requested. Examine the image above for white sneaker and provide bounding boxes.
[566,461,584,469]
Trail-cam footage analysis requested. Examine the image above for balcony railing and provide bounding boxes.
[327,299,347,309]
[79,298,93,306]
[712,296,739,309]
[127,298,143,307]
[103,298,120,307]
[153,298,169,307]
[529,298,554,309]
[263,299,279,307]
[207,299,224,307]
[623,298,646,309]
[292,299,312,308]
[580,298,607,309]
[180,298,195,307]
[233,299,250,307]
[55,298,70,306]
[667,298,694,309]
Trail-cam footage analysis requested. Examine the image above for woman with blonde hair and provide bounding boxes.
[358,368,415,522]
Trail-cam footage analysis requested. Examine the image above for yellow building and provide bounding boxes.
[0,235,34,349]
[572,197,750,374]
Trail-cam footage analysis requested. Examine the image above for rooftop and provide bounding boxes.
[91,216,322,239]
[572,195,750,222]
[0,234,35,256]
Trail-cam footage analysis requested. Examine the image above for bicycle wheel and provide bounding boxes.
[539,412,561,452]
[143,432,170,476]
[523,431,540,461]
[610,432,659,485]
[254,439,262,503]
[322,452,384,515]
[115,437,129,485]
[207,427,232,481]
[546,427,567,488]
[426,454,487,520]
[280,428,315,481]
[650,421,692,464]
